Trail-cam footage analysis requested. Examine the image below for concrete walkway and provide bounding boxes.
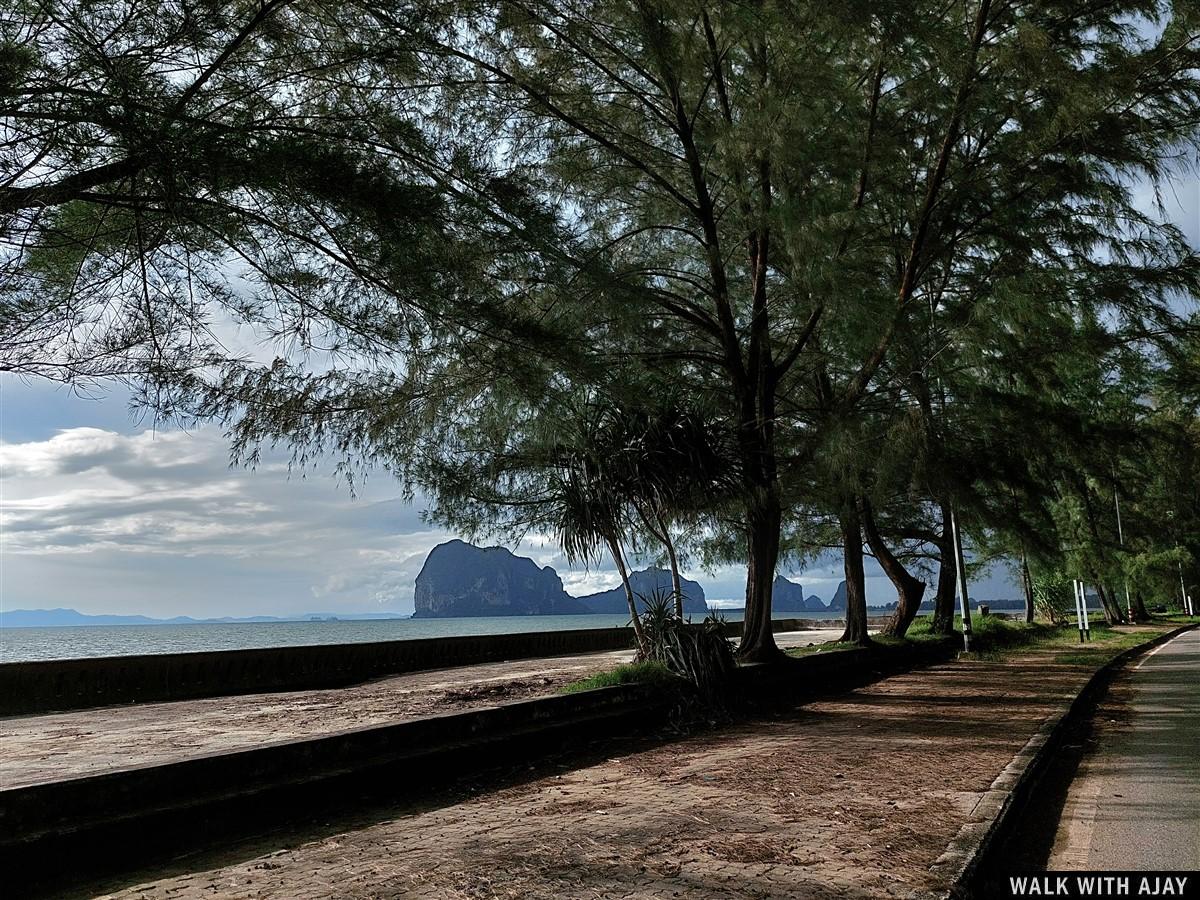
[1,629,847,789]
[76,632,1178,900]
[1048,628,1200,870]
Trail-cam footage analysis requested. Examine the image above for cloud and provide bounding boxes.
[0,426,451,616]
[0,424,1021,618]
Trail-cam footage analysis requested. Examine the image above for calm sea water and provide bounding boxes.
[0,609,868,663]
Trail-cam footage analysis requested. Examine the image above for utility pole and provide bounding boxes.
[1113,464,1133,623]
[951,507,973,652]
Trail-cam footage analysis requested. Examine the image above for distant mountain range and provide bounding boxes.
[772,575,828,612]
[8,541,1029,627]
[574,568,711,615]
[0,609,410,628]
[413,540,713,618]
[412,540,838,618]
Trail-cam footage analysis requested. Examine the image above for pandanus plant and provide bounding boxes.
[546,398,736,655]
[606,400,738,617]
[637,590,736,700]
[545,402,653,652]
[548,456,650,652]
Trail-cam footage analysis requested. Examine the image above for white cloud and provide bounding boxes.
[0,426,451,616]
[0,424,1022,618]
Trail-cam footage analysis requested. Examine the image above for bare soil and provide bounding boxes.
[83,645,1138,899]
[1,630,846,789]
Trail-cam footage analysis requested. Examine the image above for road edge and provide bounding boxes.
[924,622,1199,899]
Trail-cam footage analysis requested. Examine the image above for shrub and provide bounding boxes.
[1032,571,1074,624]
[637,590,735,700]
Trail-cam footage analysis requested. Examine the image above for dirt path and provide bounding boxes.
[82,637,1165,900]
[0,629,845,788]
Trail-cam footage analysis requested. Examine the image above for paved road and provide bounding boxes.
[1048,628,1200,870]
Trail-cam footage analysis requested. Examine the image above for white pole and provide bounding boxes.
[1080,580,1089,638]
[1181,561,1192,616]
[951,507,973,652]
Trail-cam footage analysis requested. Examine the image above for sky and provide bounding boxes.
[0,377,994,618]
[2,176,1196,619]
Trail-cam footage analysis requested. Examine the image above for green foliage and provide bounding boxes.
[558,661,677,694]
[637,592,736,699]
[1032,572,1076,625]
[2,0,1199,648]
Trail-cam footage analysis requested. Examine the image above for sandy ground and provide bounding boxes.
[1,629,846,788]
[78,639,1159,900]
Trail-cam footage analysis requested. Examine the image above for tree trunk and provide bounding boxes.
[1020,550,1035,624]
[607,536,648,652]
[931,503,957,634]
[737,493,783,662]
[1132,591,1150,622]
[839,504,870,644]
[1091,579,1121,626]
[659,515,684,619]
[863,499,926,637]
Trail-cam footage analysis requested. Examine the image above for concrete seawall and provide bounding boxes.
[0,626,635,716]
[0,616,891,716]
[0,637,950,895]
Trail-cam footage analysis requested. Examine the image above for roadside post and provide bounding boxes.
[1080,580,1089,643]
[1081,584,1091,640]
[950,507,973,652]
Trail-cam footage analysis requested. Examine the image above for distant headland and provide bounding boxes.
[0,609,411,629]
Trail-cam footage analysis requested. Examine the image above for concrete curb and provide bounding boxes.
[924,623,1198,899]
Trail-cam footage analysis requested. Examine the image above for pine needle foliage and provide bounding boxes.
[2,0,1199,643]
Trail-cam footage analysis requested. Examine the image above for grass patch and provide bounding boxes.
[786,640,864,658]
[969,616,1052,653]
[558,661,677,694]
[902,630,951,645]
[1151,613,1200,625]
[948,614,1182,667]
[799,614,1180,667]
[956,616,1109,661]
[780,612,1186,667]
[903,617,938,637]
[1052,628,1163,667]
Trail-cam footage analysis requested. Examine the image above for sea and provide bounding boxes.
[0,609,862,663]
[0,605,1064,663]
